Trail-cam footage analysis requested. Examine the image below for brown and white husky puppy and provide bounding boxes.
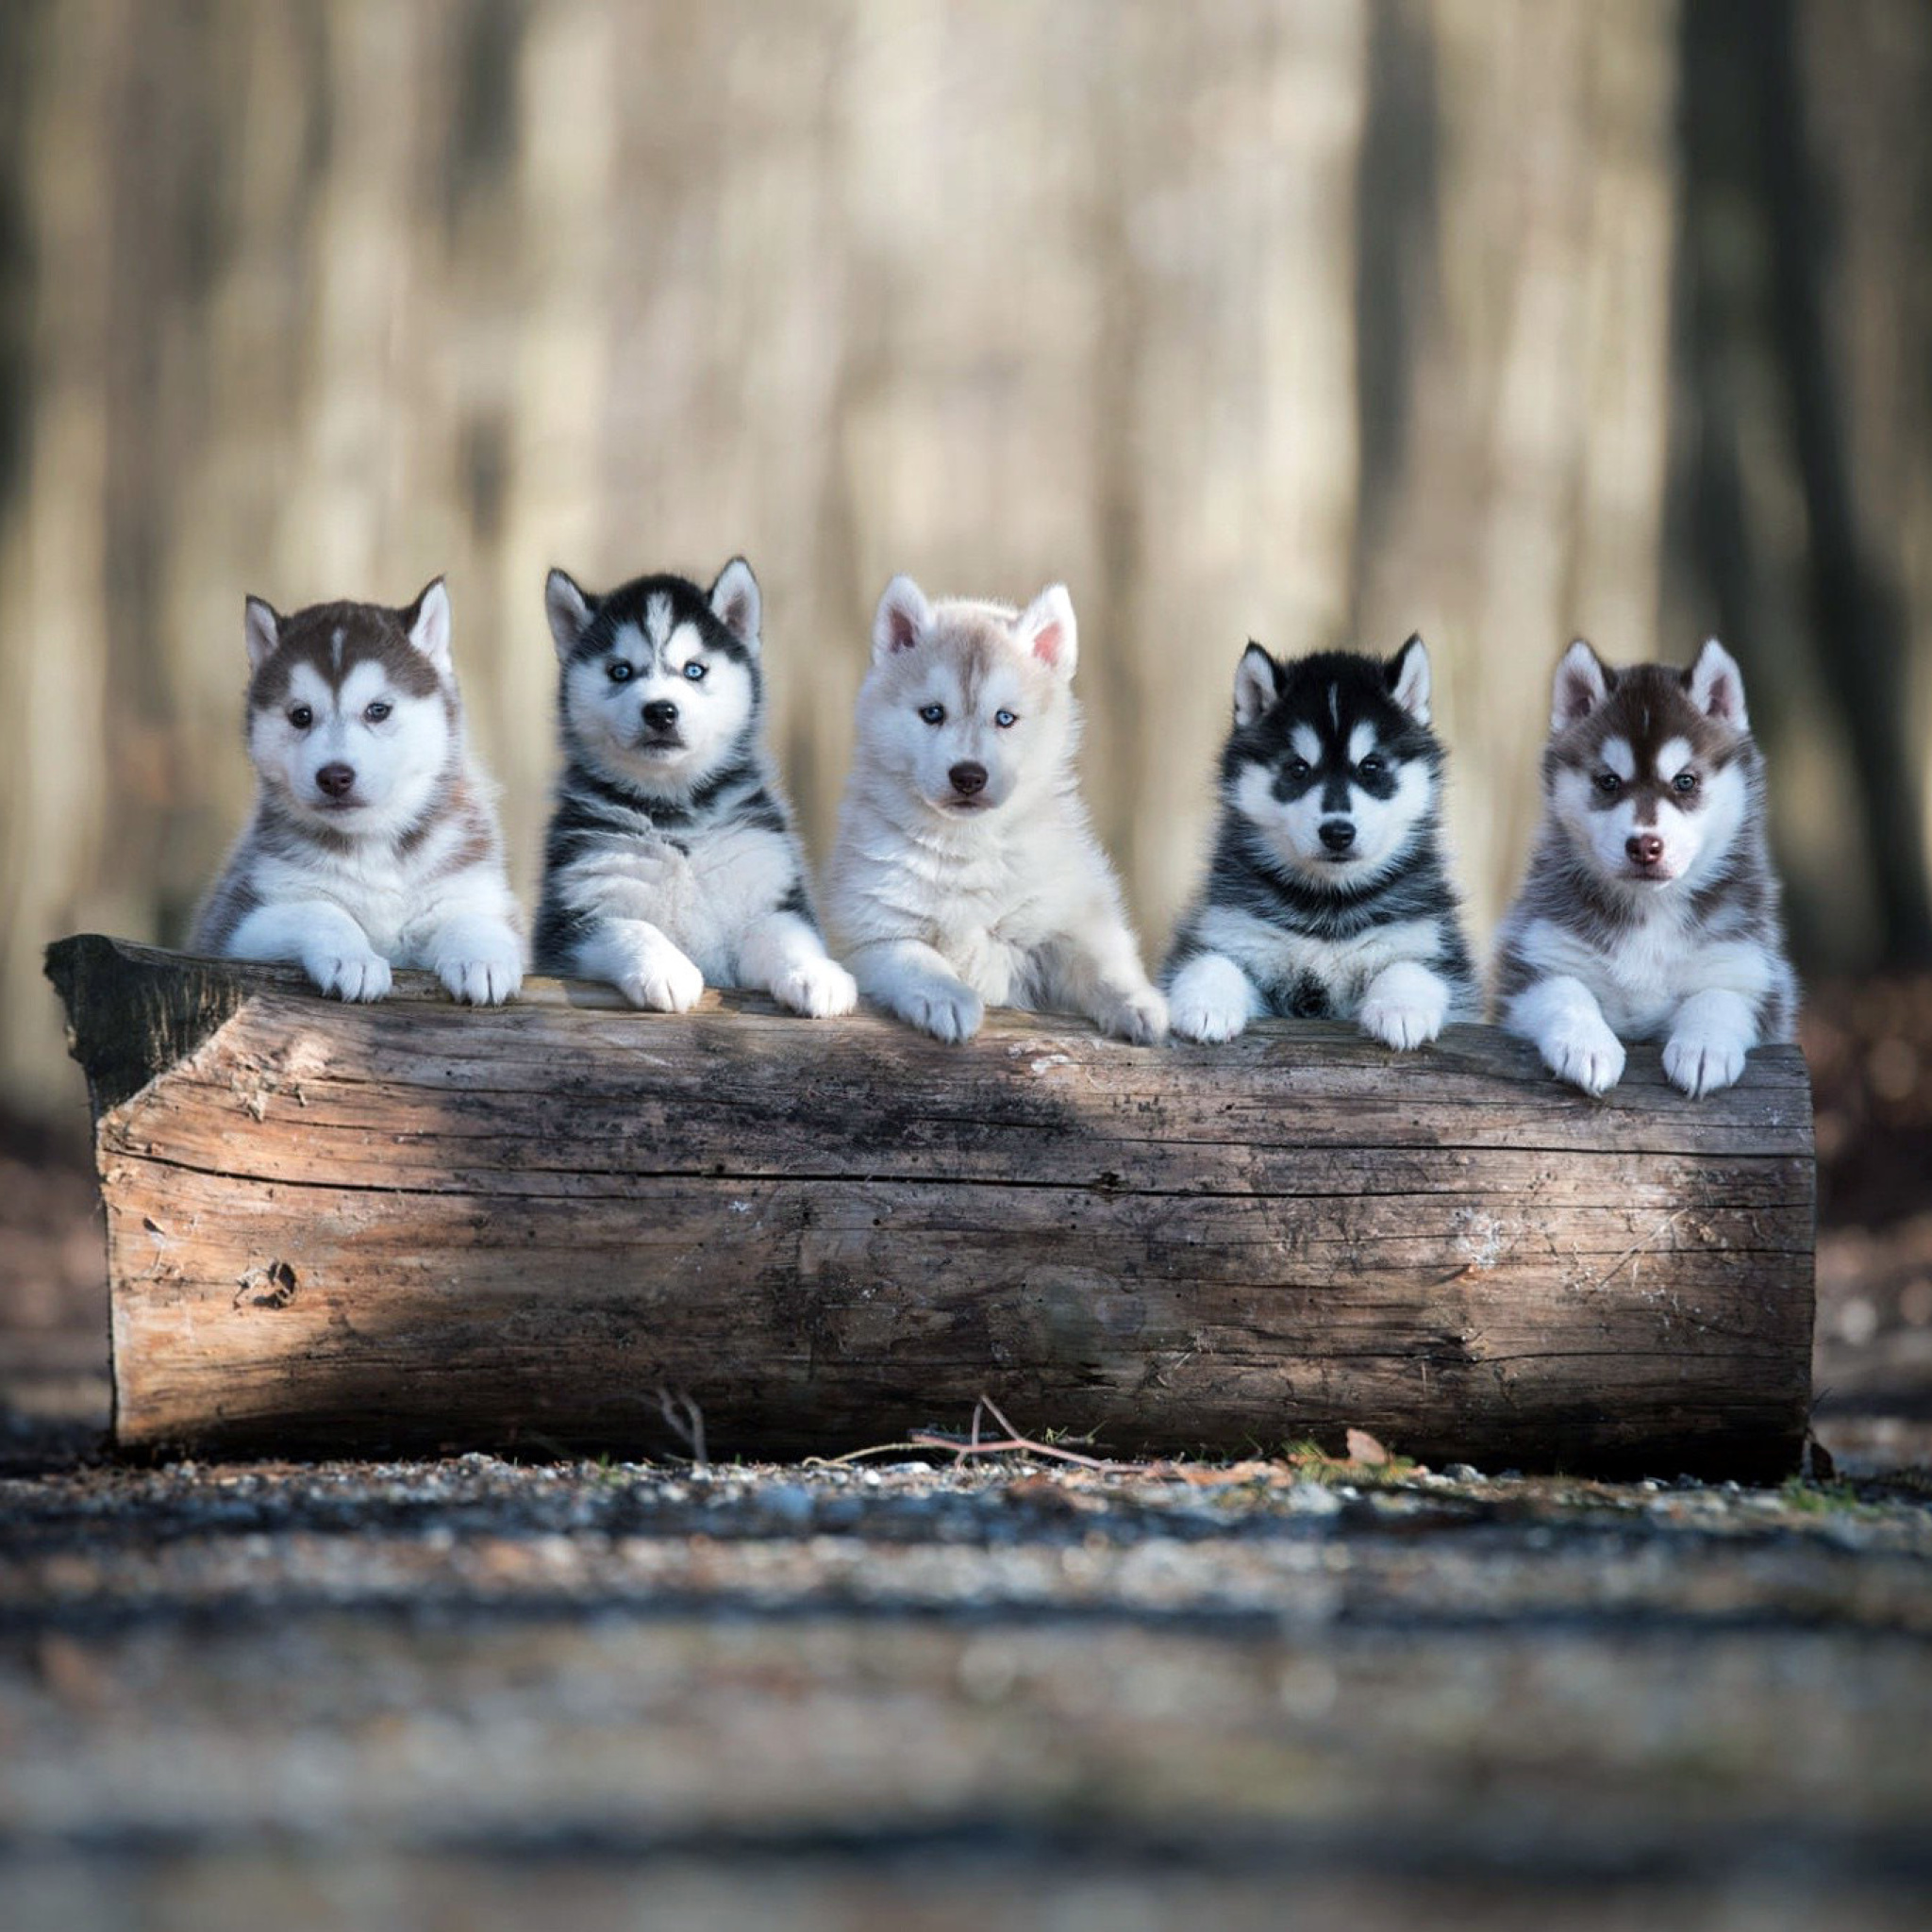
[1493,637,1795,1097]
[192,579,524,1004]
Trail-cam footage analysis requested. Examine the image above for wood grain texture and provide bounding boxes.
[46,934,1817,1475]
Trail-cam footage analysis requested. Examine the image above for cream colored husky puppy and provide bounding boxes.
[828,575,1166,1045]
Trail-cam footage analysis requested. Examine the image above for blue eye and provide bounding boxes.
[608,660,634,684]
[1673,770,1698,794]
[919,703,944,725]
[683,661,708,682]
[994,708,1017,728]
[364,700,391,724]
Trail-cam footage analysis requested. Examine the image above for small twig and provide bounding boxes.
[801,1441,937,1468]
[908,1430,1119,1473]
[655,1387,707,1467]
[1590,1208,1690,1292]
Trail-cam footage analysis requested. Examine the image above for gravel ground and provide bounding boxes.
[3,1448,1930,1929]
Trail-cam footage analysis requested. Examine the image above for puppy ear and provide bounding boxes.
[1233,642,1280,728]
[873,575,933,663]
[1387,633,1431,725]
[243,596,281,672]
[402,576,453,672]
[1015,583,1077,677]
[1687,636,1749,731]
[545,568,593,663]
[1552,638,1609,732]
[708,556,761,655]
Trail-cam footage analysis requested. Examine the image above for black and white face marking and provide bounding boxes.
[243,581,456,835]
[1547,637,1752,889]
[547,559,761,792]
[1225,637,1440,889]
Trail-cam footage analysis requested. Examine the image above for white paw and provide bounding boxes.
[773,955,858,1020]
[1358,996,1443,1052]
[1541,1016,1625,1096]
[1663,1027,1747,1098]
[440,948,524,1007]
[614,941,705,1013]
[905,983,983,1043]
[1101,988,1169,1046]
[1167,957,1253,1043]
[308,948,391,1003]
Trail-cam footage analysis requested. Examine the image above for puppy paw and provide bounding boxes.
[1358,995,1443,1052]
[308,948,391,1003]
[773,956,858,1020]
[614,942,705,1013]
[1167,957,1253,1043]
[438,937,524,1007]
[1664,1027,1747,1098]
[1101,988,1169,1046]
[905,983,983,1043]
[1541,1017,1625,1097]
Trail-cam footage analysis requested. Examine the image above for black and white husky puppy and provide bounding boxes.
[192,579,524,1004]
[1165,636,1477,1047]
[1494,637,1796,1098]
[534,558,856,1018]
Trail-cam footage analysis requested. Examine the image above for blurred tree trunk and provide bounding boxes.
[1672,0,1932,966]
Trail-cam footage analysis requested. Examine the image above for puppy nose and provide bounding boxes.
[1318,819,1356,853]
[1627,833,1665,865]
[315,762,356,799]
[641,700,679,732]
[949,761,988,797]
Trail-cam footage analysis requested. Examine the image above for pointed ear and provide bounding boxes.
[545,568,592,662]
[243,596,281,672]
[872,575,933,663]
[1687,636,1749,731]
[1233,642,1280,729]
[1388,633,1431,725]
[402,576,453,672]
[1552,638,1609,732]
[1015,583,1077,677]
[708,556,761,654]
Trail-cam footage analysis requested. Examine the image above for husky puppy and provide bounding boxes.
[535,558,856,1018]
[827,575,1165,1045]
[1494,637,1796,1098]
[192,581,524,1004]
[1165,636,1477,1047]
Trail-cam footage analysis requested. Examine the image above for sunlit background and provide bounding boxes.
[2,0,1929,1133]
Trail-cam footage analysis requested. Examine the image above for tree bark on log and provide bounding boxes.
[45,934,1816,1476]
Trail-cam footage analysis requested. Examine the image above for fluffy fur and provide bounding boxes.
[534,558,855,1017]
[1493,636,1797,1097]
[192,580,524,1004]
[827,575,1165,1044]
[1165,636,1477,1046]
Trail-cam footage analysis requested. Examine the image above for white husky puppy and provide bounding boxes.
[1494,637,1797,1097]
[192,580,524,1004]
[827,575,1166,1045]
[535,558,856,1017]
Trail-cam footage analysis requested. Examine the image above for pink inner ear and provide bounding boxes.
[887,605,921,653]
[1029,620,1064,669]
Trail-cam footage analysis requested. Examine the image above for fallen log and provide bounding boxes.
[45,934,1816,1477]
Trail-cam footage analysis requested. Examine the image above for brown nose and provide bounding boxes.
[949,761,988,797]
[1626,833,1664,866]
[316,762,356,799]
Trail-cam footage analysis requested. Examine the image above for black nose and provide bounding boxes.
[1627,833,1664,866]
[641,700,679,733]
[949,761,988,797]
[316,762,356,799]
[1318,818,1356,853]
